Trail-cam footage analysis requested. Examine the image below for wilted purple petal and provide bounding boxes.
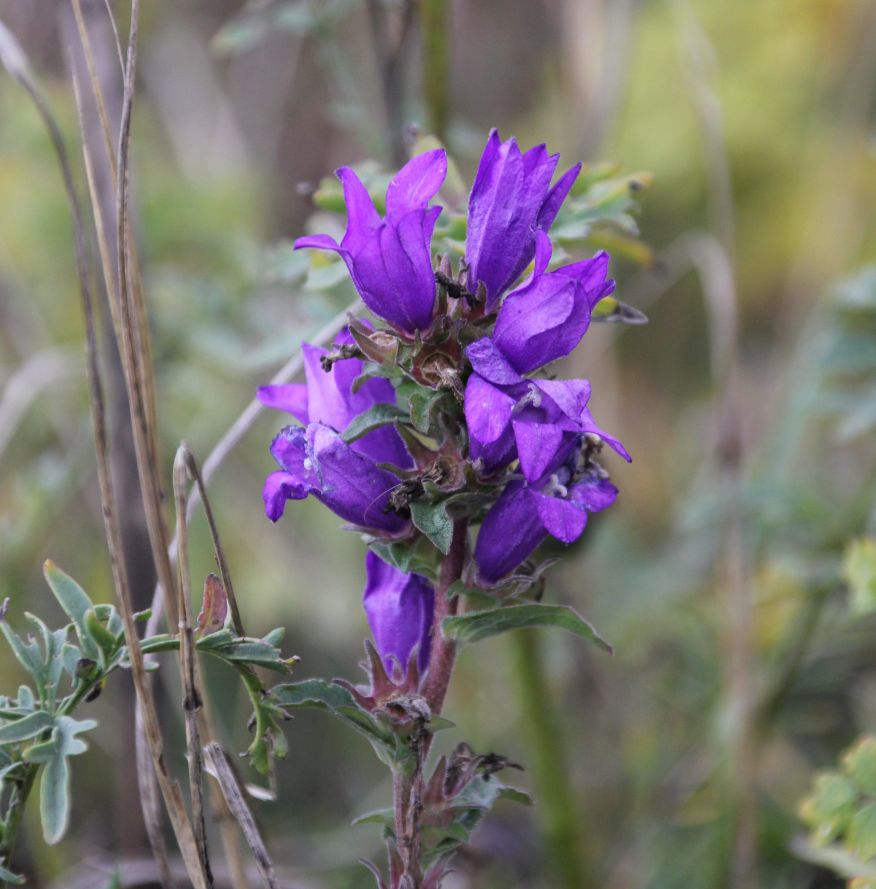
[269,424,408,532]
[363,551,434,674]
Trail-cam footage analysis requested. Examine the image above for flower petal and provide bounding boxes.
[293,233,344,253]
[363,551,434,674]
[465,337,522,386]
[474,483,548,583]
[579,407,631,462]
[270,424,408,532]
[385,148,447,220]
[538,162,581,230]
[263,470,309,522]
[569,475,619,512]
[534,490,587,543]
[257,384,309,425]
[512,416,568,484]
[337,167,382,254]
[465,374,517,472]
[351,207,440,333]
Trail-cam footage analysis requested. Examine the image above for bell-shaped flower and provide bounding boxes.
[258,329,411,469]
[363,551,434,674]
[465,130,580,306]
[492,232,614,374]
[464,337,630,482]
[265,423,408,533]
[294,149,447,334]
[474,465,619,584]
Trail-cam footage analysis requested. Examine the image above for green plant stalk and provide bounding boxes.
[421,0,449,142]
[1,762,38,885]
[510,630,594,889]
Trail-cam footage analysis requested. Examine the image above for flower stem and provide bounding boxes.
[1,763,38,885]
[510,630,595,889]
[422,521,467,716]
[393,521,467,887]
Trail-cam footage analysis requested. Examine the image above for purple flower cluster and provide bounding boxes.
[261,130,630,672]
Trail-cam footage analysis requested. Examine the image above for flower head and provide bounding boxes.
[474,462,619,584]
[465,130,580,306]
[265,424,408,533]
[363,551,434,674]
[258,328,411,468]
[294,149,448,334]
[492,232,614,374]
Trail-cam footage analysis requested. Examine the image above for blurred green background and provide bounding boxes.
[1,0,875,887]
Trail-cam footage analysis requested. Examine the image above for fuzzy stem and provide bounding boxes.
[510,630,595,889]
[392,521,467,887]
[422,521,467,716]
[0,763,38,885]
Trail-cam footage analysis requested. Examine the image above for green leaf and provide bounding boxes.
[39,743,70,845]
[351,807,394,827]
[409,388,447,434]
[0,710,53,743]
[24,716,96,845]
[849,802,876,861]
[845,538,876,616]
[0,864,25,885]
[42,560,99,660]
[844,737,876,796]
[369,537,439,580]
[271,680,401,763]
[197,631,292,673]
[800,772,857,845]
[84,609,117,665]
[410,500,453,555]
[342,404,406,444]
[0,621,44,681]
[442,603,613,654]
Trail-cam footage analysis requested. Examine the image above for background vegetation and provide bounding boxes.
[0,0,875,887]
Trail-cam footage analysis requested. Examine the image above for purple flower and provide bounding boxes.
[474,468,619,584]
[465,130,580,306]
[265,423,408,533]
[492,232,614,374]
[363,551,434,674]
[464,339,630,482]
[258,329,411,468]
[294,149,447,334]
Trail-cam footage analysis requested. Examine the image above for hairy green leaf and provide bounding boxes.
[442,603,612,653]
[342,404,406,444]
[0,709,53,744]
[43,560,98,661]
[410,500,453,554]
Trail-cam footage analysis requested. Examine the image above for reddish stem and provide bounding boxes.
[422,521,467,715]
[393,521,468,887]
